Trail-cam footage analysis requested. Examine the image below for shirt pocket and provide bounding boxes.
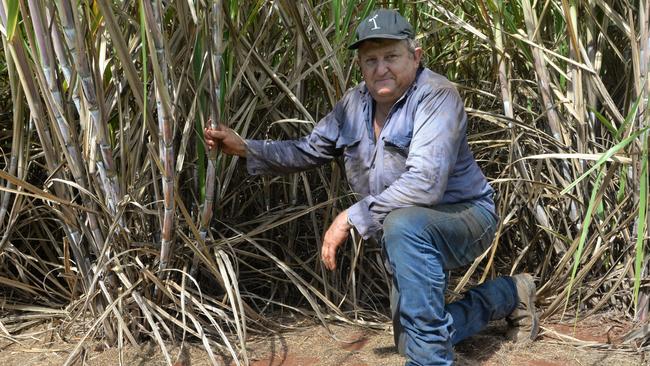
[382,134,411,187]
[338,135,367,190]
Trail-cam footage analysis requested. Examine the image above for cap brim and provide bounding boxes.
[348,34,409,50]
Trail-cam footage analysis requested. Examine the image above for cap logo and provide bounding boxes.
[368,14,380,30]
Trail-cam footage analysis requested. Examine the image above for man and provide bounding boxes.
[205,9,539,366]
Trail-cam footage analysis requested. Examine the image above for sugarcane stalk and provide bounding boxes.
[2,12,141,339]
[142,0,176,271]
[522,0,580,224]
[45,3,107,250]
[559,0,587,227]
[476,0,571,283]
[0,40,24,230]
[196,0,223,275]
[521,0,566,145]
[27,0,109,255]
[562,0,586,144]
[56,0,124,227]
[19,0,120,341]
[0,1,94,289]
[27,0,80,172]
[492,6,512,120]
[47,3,80,113]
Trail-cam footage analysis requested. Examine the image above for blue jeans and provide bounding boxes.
[383,204,518,366]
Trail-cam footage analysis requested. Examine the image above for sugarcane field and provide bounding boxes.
[0,0,649,365]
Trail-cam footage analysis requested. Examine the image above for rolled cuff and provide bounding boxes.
[347,197,382,240]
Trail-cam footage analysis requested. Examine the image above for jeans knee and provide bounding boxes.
[383,208,427,258]
[384,208,418,241]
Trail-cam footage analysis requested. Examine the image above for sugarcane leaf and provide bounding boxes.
[633,131,649,311]
[5,0,19,41]
[560,127,649,195]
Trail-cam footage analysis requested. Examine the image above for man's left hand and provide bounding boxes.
[321,211,353,270]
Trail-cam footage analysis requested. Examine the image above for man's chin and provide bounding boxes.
[376,89,395,98]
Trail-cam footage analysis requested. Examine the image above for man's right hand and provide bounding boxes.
[203,125,247,157]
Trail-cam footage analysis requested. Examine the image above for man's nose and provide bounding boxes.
[376,59,389,74]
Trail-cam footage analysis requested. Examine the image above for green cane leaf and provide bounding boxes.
[5,0,20,41]
[633,130,649,312]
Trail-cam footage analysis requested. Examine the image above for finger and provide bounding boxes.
[321,245,330,270]
[320,245,329,269]
[328,255,336,270]
[327,257,335,270]
[205,131,221,148]
[203,130,213,150]
[208,129,228,140]
[323,244,336,270]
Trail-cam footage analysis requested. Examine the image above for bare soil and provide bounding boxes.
[0,314,645,365]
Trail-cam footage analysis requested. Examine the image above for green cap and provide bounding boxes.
[348,9,414,50]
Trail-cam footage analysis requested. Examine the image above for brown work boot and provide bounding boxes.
[506,273,539,343]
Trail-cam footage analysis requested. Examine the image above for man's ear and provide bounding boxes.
[413,47,423,64]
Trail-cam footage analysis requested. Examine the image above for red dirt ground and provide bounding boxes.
[0,314,645,365]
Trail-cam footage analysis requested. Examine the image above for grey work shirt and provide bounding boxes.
[246,67,495,240]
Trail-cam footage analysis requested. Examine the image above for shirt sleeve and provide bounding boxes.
[246,102,344,175]
[347,87,466,239]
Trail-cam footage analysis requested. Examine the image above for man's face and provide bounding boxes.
[358,39,422,107]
